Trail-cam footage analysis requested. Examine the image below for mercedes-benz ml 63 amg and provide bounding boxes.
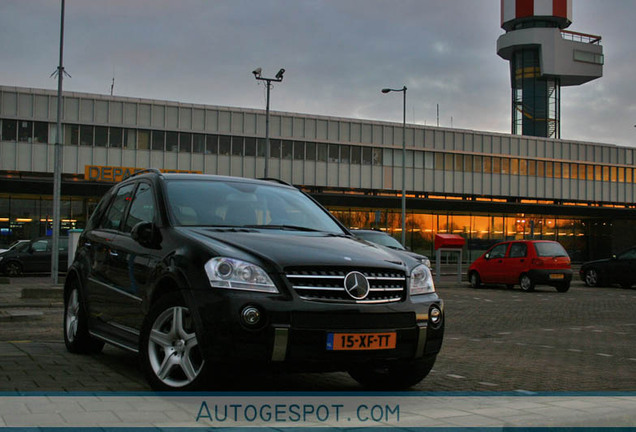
[64,171,444,390]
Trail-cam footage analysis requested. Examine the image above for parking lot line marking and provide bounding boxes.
[447,374,466,379]
[596,353,613,357]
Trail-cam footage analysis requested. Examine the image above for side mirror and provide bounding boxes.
[484,253,490,260]
[131,222,161,248]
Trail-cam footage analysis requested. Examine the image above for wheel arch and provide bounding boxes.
[63,267,83,300]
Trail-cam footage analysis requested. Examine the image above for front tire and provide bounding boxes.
[140,293,209,391]
[469,272,481,289]
[348,355,437,390]
[64,279,104,354]
[4,261,23,277]
[519,274,535,292]
[584,268,599,287]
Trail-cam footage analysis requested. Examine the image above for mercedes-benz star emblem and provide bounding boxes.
[344,271,370,300]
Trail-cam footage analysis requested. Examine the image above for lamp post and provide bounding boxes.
[51,0,67,284]
[252,67,285,178]
[381,86,407,247]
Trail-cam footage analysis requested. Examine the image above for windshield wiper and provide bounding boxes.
[243,224,323,232]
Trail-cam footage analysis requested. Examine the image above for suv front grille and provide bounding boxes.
[285,267,406,304]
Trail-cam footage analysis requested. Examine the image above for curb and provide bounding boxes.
[21,287,64,300]
[0,309,44,322]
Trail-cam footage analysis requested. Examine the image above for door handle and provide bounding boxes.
[109,250,119,257]
[84,241,92,248]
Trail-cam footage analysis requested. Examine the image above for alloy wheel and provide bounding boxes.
[65,289,80,343]
[147,306,204,388]
[6,262,22,277]
[520,274,534,292]
[585,269,598,287]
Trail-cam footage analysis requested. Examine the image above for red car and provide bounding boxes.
[468,240,572,292]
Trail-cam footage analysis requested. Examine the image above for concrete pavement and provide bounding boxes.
[0,275,634,429]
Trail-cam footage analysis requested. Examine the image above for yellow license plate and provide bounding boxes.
[550,274,565,280]
[327,332,397,351]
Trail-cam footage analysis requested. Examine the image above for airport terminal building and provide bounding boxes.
[1,85,635,262]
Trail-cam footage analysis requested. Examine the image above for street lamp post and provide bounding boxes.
[381,86,407,247]
[252,67,285,178]
[51,0,67,284]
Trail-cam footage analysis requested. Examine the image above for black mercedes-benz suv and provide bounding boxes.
[64,170,444,391]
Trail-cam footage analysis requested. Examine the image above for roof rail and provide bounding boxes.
[124,168,162,180]
[258,177,293,187]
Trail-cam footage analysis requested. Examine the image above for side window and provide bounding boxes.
[31,240,49,252]
[100,184,135,231]
[123,183,156,233]
[509,243,527,258]
[489,243,507,259]
[86,192,114,231]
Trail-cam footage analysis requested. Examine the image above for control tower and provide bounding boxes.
[497,0,603,138]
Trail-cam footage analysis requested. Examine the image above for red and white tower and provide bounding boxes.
[497,0,603,138]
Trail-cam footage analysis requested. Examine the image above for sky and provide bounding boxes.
[1,0,635,148]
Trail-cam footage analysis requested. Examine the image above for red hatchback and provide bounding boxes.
[468,240,572,292]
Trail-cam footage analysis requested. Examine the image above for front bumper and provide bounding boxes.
[186,289,444,371]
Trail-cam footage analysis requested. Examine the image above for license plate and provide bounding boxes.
[550,273,565,280]
[326,332,397,351]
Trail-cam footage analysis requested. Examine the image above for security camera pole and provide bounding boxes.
[252,68,285,178]
[382,86,407,247]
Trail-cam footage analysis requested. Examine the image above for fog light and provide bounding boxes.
[241,306,261,326]
[429,305,442,327]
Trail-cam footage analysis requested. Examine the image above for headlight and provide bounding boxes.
[204,257,278,293]
[410,264,435,295]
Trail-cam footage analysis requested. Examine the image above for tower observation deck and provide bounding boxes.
[497,0,603,139]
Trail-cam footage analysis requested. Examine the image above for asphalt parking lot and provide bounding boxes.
[0,276,635,392]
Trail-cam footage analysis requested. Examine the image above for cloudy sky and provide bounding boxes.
[2,0,635,148]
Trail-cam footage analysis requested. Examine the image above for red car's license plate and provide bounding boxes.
[326,332,397,351]
[550,273,565,280]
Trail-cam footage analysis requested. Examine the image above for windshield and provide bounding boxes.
[355,231,405,249]
[7,241,30,253]
[165,179,346,234]
[534,242,569,258]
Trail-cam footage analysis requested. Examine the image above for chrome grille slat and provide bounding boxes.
[285,267,406,304]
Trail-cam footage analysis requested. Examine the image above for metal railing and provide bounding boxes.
[561,30,602,44]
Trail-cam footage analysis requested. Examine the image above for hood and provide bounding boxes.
[583,257,612,267]
[178,227,409,272]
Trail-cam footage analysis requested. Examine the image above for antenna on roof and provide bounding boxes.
[110,76,115,96]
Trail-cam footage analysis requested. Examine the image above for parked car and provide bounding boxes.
[352,229,431,268]
[64,171,444,391]
[0,239,30,254]
[579,246,636,289]
[0,237,68,276]
[467,240,572,292]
